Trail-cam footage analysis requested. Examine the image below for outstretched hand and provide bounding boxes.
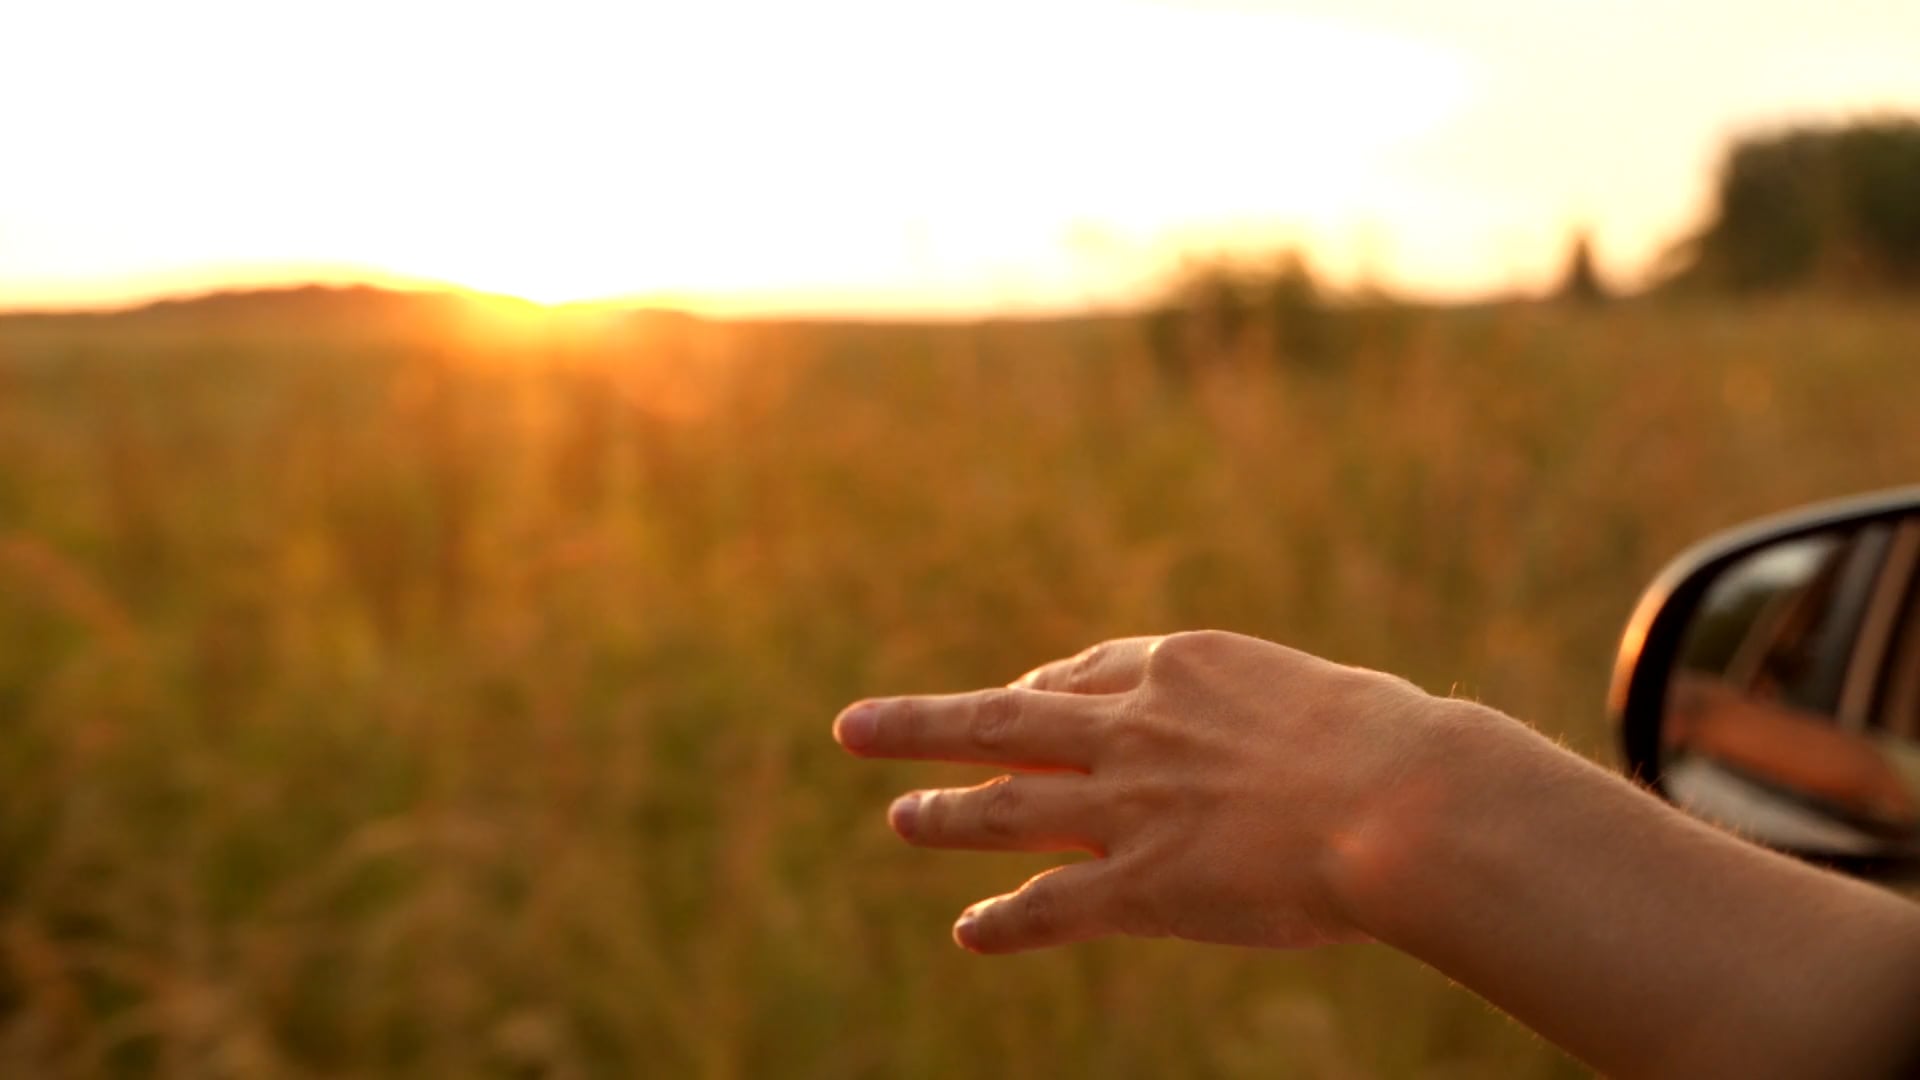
[836,631,1920,1078]
[832,630,1468,954]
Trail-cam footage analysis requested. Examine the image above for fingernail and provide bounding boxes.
[953,909,983,952]
[888,793,920,838]
[835,702,879,750]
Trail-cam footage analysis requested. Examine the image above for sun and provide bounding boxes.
[0,0,1483,315]
[396,239,658,309]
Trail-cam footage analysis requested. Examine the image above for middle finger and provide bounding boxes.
[834,687,1105,770]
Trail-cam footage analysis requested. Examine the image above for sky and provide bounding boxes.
[3,0,1917,315]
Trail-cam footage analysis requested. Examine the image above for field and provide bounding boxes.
[2,292,1917,1076]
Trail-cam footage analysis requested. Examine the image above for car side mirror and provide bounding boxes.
[1610,487,1920,879]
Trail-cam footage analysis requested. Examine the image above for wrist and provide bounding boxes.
[1323,694,1533,946]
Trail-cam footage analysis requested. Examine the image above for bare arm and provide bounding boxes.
[834,631,1920,1078]
[1346,691,1920,1077]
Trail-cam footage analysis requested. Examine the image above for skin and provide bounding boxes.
[833,630,1920,1078]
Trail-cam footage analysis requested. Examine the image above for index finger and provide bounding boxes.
[833,688,1105,770]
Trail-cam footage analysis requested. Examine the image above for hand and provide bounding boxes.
[832,630,1472,954]
[835,632,1920,1079]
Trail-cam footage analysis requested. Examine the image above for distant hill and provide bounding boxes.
[6,283,535,325]
[0,284,490,336]
[0,284,703,341]
[126,283,504,322]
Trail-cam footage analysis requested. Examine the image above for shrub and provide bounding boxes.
[1143,251,1362,384]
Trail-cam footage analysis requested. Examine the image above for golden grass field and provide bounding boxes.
[2,293,1917,1076]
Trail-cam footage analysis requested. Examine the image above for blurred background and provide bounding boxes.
[2,1,1918,1075]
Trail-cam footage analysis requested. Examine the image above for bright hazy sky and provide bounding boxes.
[4,0,1918,314]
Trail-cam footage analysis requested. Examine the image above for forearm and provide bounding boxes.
[1336,699,1920,1079]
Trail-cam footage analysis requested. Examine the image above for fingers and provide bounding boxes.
[1012,637,1158,695]
[834,688,1103,770]
[953,861,1118,954]
[891,775,1103,854]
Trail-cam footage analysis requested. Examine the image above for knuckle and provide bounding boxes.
[981,779,1021,837]
[894,697,925,746]
[1141,629,1238,688]
[970,690,1020,751]
[1065,643,1106,692]
[1149,630,1220,668]
[1104,775,1174,834]
[917,789,952,838]
[1101,696,1162,757]
[1111,775,1171,816]
[1018,883,1060,941]
[1141,634,1186,679]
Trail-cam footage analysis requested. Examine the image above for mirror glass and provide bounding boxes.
[1663,515,1920,859]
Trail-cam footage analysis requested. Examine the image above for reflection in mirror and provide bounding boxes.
[1664,516,1920,859]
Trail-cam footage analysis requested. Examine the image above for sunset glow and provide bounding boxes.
[4,0,1918,314]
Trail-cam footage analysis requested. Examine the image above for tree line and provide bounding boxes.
[1147,117,1917,379]
[1657,116,1920,295]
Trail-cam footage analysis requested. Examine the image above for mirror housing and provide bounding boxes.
[1610,486,1920,879]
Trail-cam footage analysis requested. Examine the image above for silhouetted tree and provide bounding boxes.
[1556,231,1607,304]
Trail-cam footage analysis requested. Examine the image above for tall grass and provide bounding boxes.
[1,297,1916,1076]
